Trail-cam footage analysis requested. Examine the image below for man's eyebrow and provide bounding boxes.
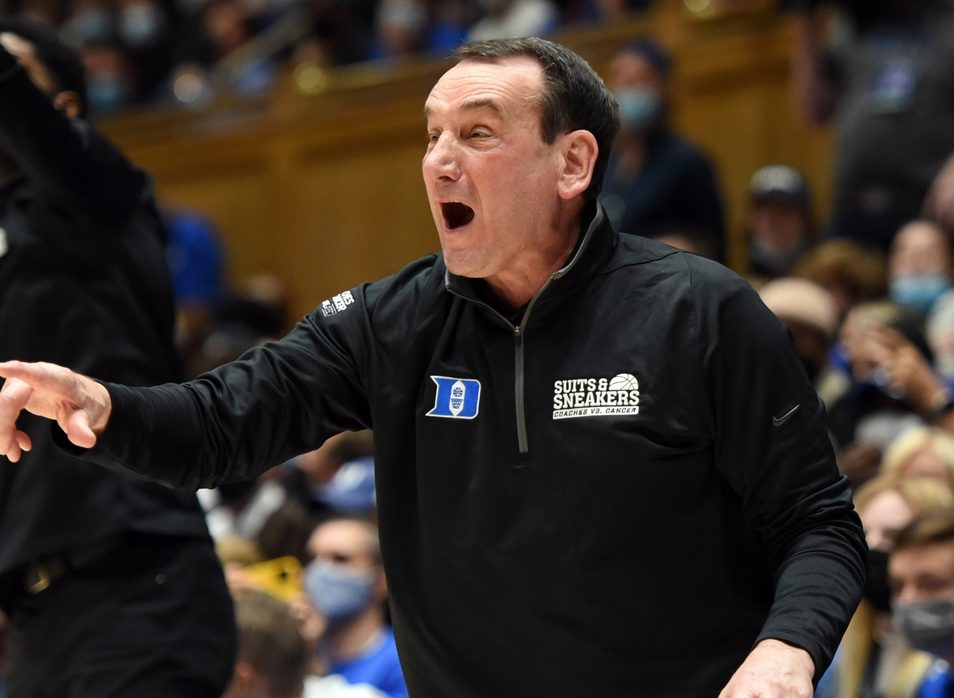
[424,98,504,119]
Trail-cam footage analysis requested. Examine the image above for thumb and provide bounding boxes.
[65,408,97,449]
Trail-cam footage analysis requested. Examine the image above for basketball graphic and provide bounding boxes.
[607,373,639,391]
[449,380,466,416]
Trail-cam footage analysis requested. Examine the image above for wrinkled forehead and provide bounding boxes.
[425,56,544,116]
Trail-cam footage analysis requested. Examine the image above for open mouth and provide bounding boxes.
[441,202,475,229]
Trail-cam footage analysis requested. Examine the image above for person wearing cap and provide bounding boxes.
[599,37,726,262]
[747,164,814,281]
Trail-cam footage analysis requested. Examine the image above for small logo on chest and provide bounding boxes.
[426,376,481,419]
[552,373,640,420]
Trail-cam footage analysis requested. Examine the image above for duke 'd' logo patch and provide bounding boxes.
[552,373,640,420]
[426,376,481,419]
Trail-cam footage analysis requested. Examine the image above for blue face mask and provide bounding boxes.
[616,87,662,133]
[303,559,376,624]
[87,74,129,113]
[890,274,951,311]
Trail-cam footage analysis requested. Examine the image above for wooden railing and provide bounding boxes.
[99,0,832,321]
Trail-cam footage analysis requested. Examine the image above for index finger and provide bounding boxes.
[0,360,77,394]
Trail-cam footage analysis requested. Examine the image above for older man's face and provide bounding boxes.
[422,57,569,289]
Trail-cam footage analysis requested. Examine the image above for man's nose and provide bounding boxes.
[423,133,461,181]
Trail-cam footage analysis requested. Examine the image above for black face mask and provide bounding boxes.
[866,548,892,612]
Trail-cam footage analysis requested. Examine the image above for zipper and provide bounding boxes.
[514,325,527,455]
[443,206,604,457]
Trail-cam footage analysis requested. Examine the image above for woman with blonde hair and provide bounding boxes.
[882,426,954,488]
[820,473,954,697]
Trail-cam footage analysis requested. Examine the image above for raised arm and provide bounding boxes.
[0,37,143,221]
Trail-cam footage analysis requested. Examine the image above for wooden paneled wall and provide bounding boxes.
[100,0,833,322]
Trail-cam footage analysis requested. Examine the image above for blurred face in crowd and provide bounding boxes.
[749,199,808,253]
[608,50,664,135]
[307,519,379,574]
[422,56,593,303]
[901,445,954,487]
[859,489,914,551]
[890,221,952,280]
[889,221,953,311]
[892,541,954,605]
[891,537,954,661]
[303,518,385,625]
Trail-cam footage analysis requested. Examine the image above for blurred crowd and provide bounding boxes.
[0,0,652,114]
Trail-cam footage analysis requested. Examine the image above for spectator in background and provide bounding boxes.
[882,427,954,490]
[303,517,407,698]
[224,590,310,698]
[888,507,954,695]
[285,431,377,518]
[466,0,558,41]
[187,271,289,376]
[746,164,814,281]
[817,474,954,698]
[827,302,934,486]
[795,238,887,321]
[368,0,427,61]
[78,39,136,114]
[163,205,227,363]
[423,0,472,54]
[599,38,726,262]
[790,0,954,252]
[758,277,840,400]
[888,219,954,317]
[927,291,954,386]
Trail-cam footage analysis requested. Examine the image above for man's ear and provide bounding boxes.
[557,129,598,201]
[52,90,82,119]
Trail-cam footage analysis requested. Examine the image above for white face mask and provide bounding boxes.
[893,597,954,658]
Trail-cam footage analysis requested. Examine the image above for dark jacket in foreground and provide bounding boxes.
[0,47,208,586]
[91,204,866,696]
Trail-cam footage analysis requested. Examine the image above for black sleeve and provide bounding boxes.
[82,291,375,490]
[0,45,144,223]
[693,259,866,681]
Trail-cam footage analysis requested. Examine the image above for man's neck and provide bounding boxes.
[485,212,586,310]
[326,607,385,662]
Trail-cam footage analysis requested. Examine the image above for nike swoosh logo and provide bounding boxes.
[772,404,800,427]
